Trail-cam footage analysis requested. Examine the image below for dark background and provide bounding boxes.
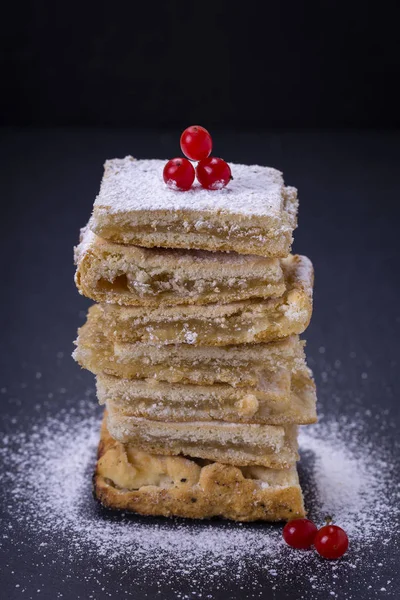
[2,1,400,129]
[1,3,400,600]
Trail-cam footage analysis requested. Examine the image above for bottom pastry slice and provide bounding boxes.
[94,414,305,521]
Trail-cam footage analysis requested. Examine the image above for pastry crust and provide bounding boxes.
[74,255,313,347]
[97,371,317,425]
[106,407,299,469]
[94,416,305,521]
[88,157,298,258]
[74,226,285,307]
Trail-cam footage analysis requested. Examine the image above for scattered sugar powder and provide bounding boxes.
[1,401,399,598]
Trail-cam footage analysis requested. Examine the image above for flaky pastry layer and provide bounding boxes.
[97,371,316,425]
[75,254,313,347]
[74,323,306,386]
[106,408,299,468]
[75,227,285,306]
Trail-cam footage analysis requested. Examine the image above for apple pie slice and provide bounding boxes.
[88,157,298,258]
[97,371,317,425]
[75,254,313,346]
[75,227,285,307]
[95,415,305,521]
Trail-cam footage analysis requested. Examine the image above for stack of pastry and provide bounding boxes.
[73,156,316,521]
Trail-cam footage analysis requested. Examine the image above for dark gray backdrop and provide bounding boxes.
[1,1,400,129]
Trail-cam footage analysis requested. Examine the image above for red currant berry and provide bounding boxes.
[163,158,195,191]
[196,157,232,190]
[180,125,212,161]
[314,525,349,559]
[282,518,318,549]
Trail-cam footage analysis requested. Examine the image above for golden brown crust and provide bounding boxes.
[94,416,305,521]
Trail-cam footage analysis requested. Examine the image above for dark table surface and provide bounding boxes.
[1,129,399,600]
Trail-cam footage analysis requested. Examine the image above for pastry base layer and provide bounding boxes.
[106,409,299,468]
[94,416,305,521]
[89,157,299,258]
[97,371,317,425]
[75,227,285,306]
[75,254,313,347]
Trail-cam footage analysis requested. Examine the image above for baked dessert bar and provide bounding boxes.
[75,254,313,347]
[75,227,285,306]
[97,371,317,425]
[74,317,306,386]
[88,157,298,258]
[105,407,299,468]
[94,416,305,521]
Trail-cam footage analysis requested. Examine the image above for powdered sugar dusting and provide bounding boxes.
[1,397,399,598]
[300,417,399,541]
[73,225,95,265]
[92,157,288,218]
[183,328,198,344]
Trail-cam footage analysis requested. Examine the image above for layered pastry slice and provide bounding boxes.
[97,371,317,425]
[105,404,299,469]
[74,319,306,386]
[75,227,286,307]
[75,254,313,347]
[88,157,298,258]
[95,416,305,521]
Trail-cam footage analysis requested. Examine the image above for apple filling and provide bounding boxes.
[104,312,281,345]
[101,361,262,387]
[94,270,281,299]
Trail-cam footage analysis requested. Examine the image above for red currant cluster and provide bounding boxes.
[282,518,349,560]
[163,126,232,191]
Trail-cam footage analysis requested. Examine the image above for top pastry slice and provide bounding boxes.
[88,157,298,258]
